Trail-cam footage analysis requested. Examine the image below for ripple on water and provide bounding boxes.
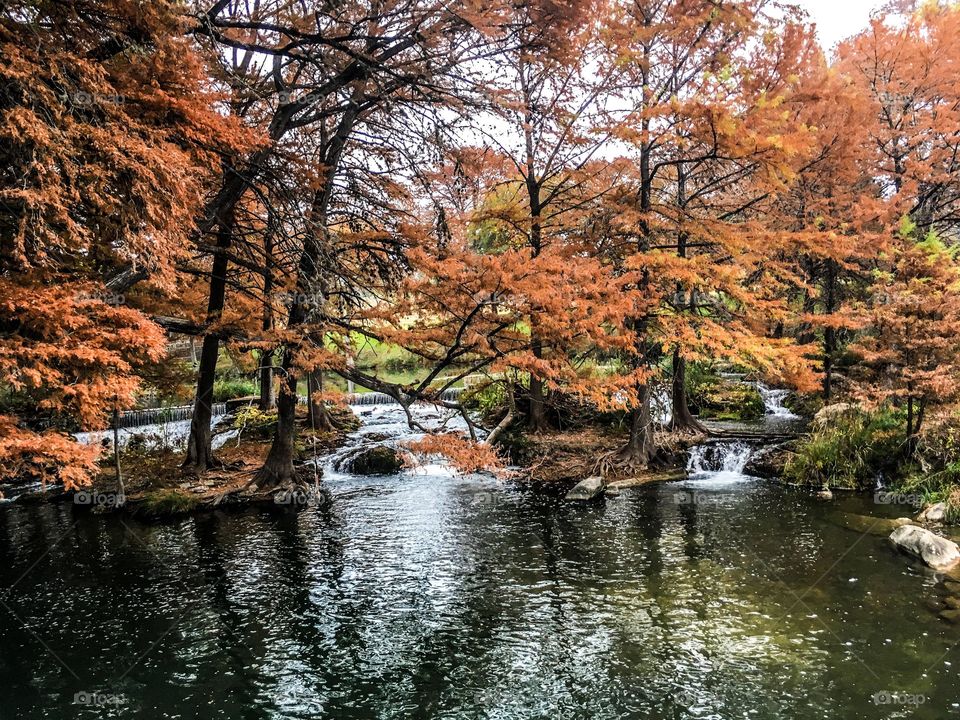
[1,405,959,718]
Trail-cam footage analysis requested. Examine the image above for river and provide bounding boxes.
[1,402,959,719]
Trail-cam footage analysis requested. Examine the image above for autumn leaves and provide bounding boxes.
[3,0,960,489]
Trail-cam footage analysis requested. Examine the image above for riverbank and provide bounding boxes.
[12,406,360,515]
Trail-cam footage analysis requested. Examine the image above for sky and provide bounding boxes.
[797,0,884,55]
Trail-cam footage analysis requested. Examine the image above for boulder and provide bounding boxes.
[225,395,258,413]
[340,445,403,475]
[939,609,960,624]
[812,403,854,429]
[917,502,948,524]
[889,525,960,570]
[743,442,794,479]
[565,476,605,502]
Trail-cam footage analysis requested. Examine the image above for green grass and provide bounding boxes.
[139,489,201,517]
[213,377,257,401]
[784,406,905,489]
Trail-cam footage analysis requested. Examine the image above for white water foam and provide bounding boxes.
[755,382,799,419]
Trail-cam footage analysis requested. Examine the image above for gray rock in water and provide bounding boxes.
[889,525,960,570]
[341,445,403,475]
[743,442,794,479]
[939,608,960,624]
[917,502,948,524]
[565,476,605,502]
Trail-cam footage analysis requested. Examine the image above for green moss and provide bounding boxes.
[231,406,277,439]
[784,392,823,418]
[139,489,201,517]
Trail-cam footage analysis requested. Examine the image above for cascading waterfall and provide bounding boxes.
[755,382,799,419]
[687,441,753,476]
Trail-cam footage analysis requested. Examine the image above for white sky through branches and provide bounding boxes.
[797,0,884,55]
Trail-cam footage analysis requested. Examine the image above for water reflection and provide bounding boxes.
[1,412,960,718]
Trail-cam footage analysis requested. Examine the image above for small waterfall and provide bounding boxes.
[687,441,753,476]
[340,388,464,406]
[115,403,227,429]
[755,382,798,419]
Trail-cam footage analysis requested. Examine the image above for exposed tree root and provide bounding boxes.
[594,444,653,479]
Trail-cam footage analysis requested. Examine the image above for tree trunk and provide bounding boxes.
[184,212,234,470]
[256,96,361,488]
[619,384,655,467]
[528,334,548,432]
[670,350,705,433]
[823,259,837,400]
[254,351,298,490]
[259,228,275,411]
[113,408,125,505]
[259,351,275,411]
[905,395,924,458]
[308,371,334,432]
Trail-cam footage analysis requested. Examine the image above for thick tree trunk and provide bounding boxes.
[528,334,548,432]
[259,351,275,411]
[254,352,298,490]
[618,384,655,466]
[256,97,362,489]
[184,215,233,470]
[669,351,705,433]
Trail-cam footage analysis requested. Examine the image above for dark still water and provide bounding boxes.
[2,446,959,718]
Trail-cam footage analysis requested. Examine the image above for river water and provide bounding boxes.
[2,403,959,719]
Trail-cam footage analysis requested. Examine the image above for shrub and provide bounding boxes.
[784,406,905,489]
[687,364,765,422]
[460,382,506,422]
[894,422,960,519]
[213,377,257,402]
[231,406,277,440]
